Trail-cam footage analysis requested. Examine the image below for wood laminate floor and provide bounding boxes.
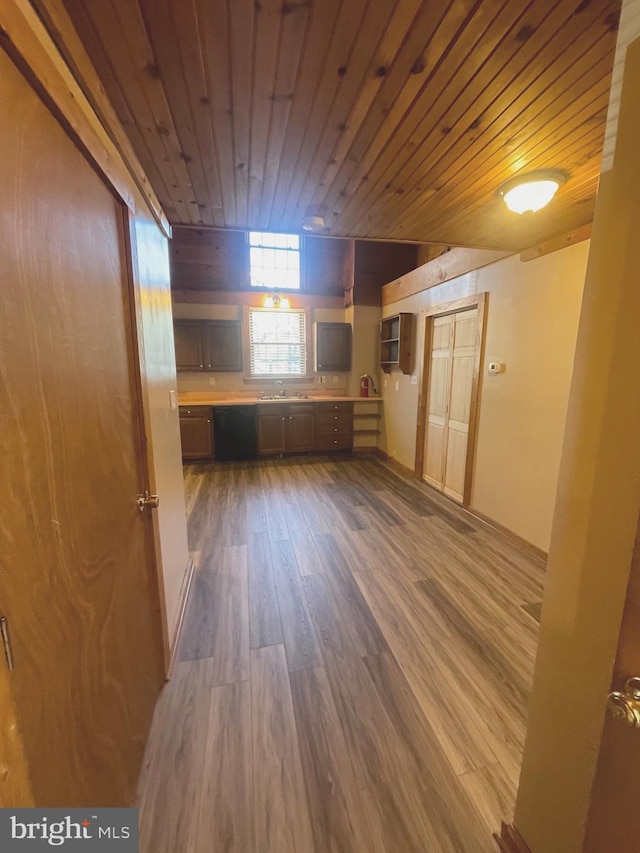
[138,455,545,852]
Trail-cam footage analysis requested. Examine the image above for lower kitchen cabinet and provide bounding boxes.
[257,406,286,455]
[181,400,355,461]
[315,401,354,451]
[258,403,317,455]
[179,406,214,460]
[285,405,316,453]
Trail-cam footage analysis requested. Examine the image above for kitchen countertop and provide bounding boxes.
[178,393,381,407]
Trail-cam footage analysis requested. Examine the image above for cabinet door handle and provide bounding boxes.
[199,363,204,368]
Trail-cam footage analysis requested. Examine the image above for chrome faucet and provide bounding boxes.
[274,380,285,397]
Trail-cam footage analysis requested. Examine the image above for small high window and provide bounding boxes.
[249,231,300,291]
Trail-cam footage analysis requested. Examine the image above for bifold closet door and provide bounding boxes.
[423,308,479,503]
[423,315,453,490]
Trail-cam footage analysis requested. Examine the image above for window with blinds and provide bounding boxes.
[248,308,306,376]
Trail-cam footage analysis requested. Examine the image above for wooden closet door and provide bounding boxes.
[0,48,164,806]
[423,316,453,489]
[423,308,479,503]
[443,309,479,502]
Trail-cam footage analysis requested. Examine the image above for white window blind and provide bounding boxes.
[249,309,306,376]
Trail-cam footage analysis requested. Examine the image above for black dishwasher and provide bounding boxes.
[213,406,258,461]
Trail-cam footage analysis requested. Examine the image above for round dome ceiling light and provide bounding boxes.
[497,169,567,215]
[302,214,325,232]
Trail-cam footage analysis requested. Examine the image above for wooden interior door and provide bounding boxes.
[423,308,479,502]
[0,48,164,806]
[583,517,640,852]
[443,308,479,502]
[423,315,453,490]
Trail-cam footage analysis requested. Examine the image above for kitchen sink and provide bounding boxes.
[257,394,311,400]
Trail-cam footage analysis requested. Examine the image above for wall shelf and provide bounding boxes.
[379,313,412,374]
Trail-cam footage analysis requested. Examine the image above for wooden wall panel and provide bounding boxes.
[304,235,350,297]
[170,228,421,302]
[170,228,249,291]
[64,0,621,250]
[354,242,418,306]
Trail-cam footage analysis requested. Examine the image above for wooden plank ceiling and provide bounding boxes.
[61,0,621,251]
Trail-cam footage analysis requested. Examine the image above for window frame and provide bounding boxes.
[246,231,305,293]
[243,306,314,383]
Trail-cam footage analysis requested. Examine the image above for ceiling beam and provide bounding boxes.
[381,247,512,305]
[519,223,592,262]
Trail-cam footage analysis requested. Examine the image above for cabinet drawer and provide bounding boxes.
[256,404,285,417]
[317,421,353,437]
[179,406,212,418]
[285,404,316,416]
[317,412,352,428]
[316,401,354,414]
[316,434,353,451]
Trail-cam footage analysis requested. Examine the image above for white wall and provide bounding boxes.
[380,242,589,551]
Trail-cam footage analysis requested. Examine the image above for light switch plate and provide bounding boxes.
[411,375,418,385]
[169,389,177,411]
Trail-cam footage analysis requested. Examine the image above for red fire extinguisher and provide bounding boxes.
[359,373,377,397]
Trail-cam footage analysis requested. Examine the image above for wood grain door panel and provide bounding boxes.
[0,48,164,806]
[423,309,478,502]
[444,313,478,502]
[174,320,205,370]
[203,320,243,372]
[584,520,640,851]
[424,316,452,488]
[179,416,214,459]
[285,409,315,453]
[258,414,286,455]
[315,322,352,372]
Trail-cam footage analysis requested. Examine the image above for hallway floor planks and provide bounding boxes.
[139,455,545,852]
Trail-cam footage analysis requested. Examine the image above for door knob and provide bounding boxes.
[607,677,640,727]
[137,491,160,511]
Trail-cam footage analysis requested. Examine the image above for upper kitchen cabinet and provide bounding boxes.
[315,322,352,372]
[174,319,243,372]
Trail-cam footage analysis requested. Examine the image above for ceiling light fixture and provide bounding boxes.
[302,214,325,232]
[497,169,567,214]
